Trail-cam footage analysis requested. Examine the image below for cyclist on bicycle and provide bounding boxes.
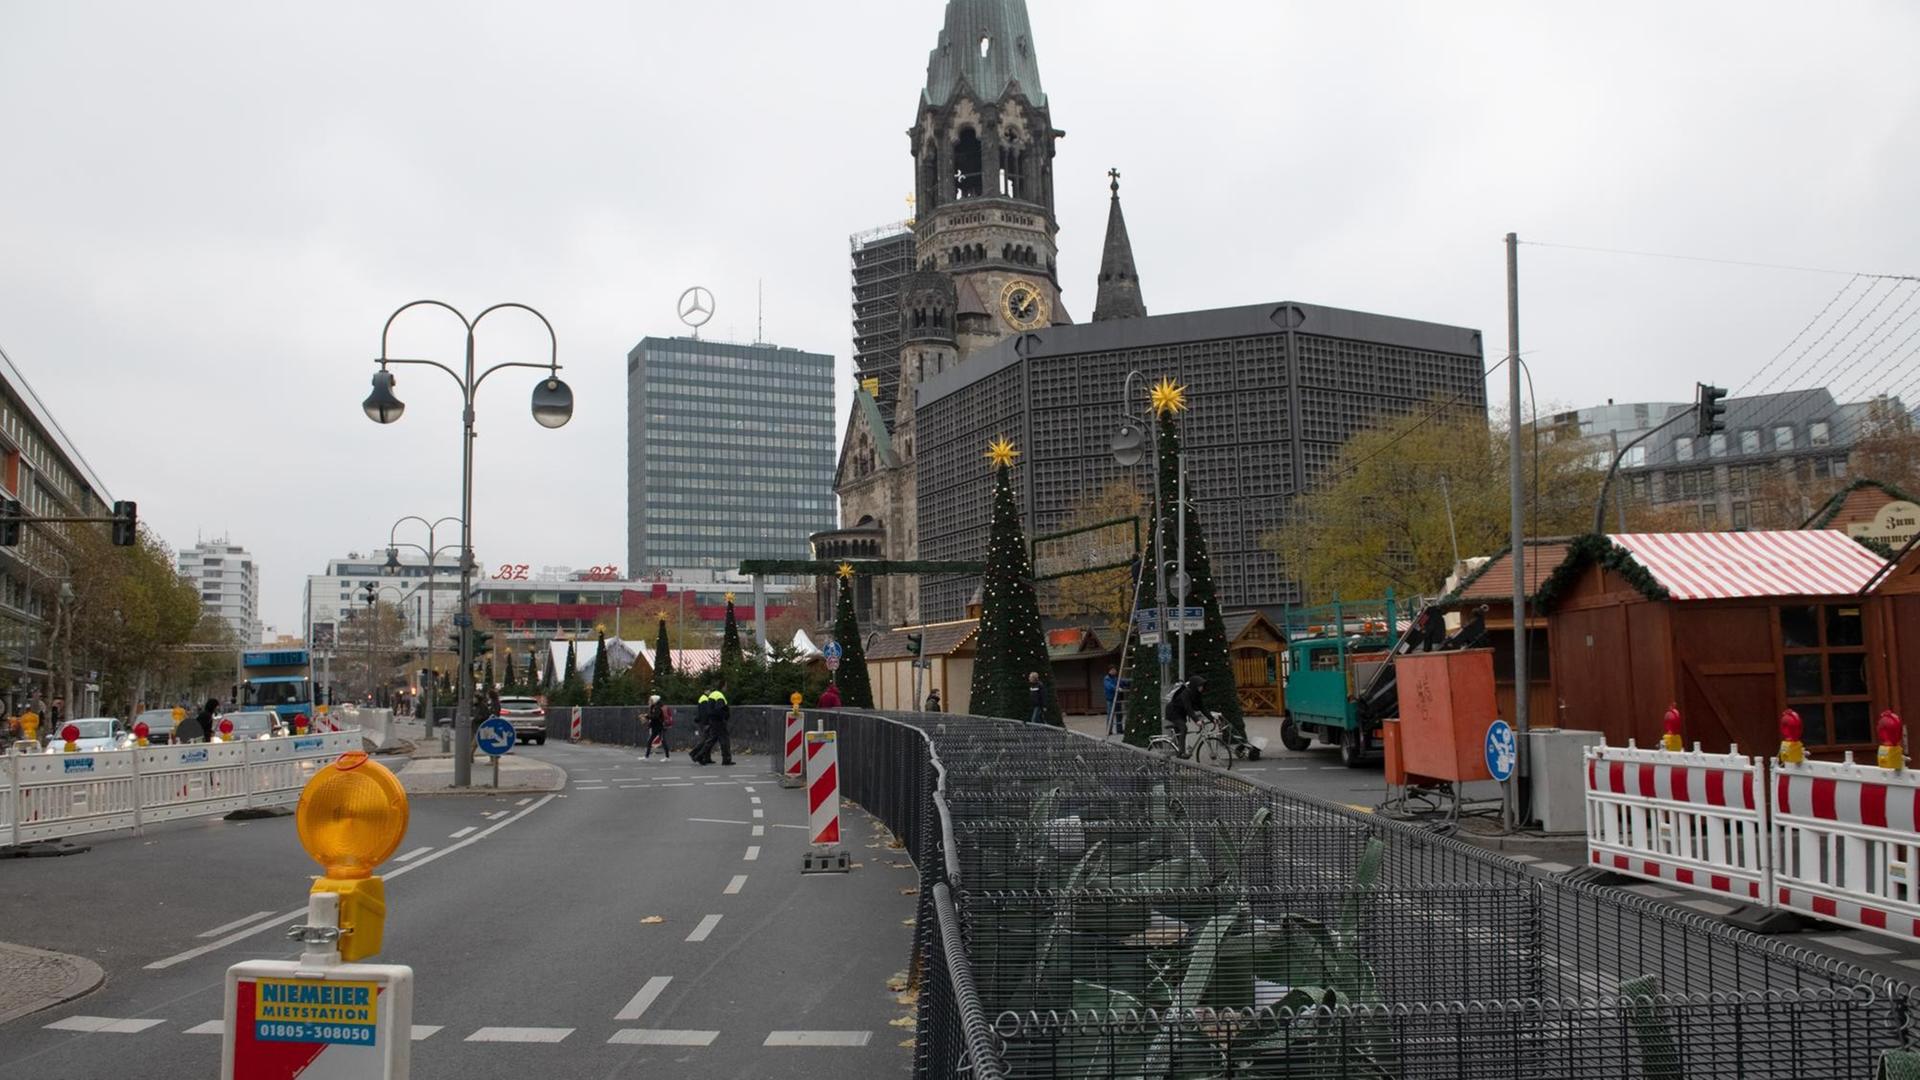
[1163,674,1208,758]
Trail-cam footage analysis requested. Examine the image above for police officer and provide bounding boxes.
[691,681,733,766]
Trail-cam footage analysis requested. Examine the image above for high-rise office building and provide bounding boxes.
[627,337,836,574]
[851,223,916,412]
[177,538,262,645]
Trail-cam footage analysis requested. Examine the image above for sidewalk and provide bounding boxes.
[391,751,568,795]
[0,941,102,1025]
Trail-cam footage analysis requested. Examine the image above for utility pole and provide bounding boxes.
[1609,430,1627,530]
[1175,449,1188,686]
[1506,232,1528,829]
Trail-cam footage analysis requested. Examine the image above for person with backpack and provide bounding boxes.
[691,681,733,766]
[643,694,670,759]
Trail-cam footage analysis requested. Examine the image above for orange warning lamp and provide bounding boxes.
[60,723,79,752]
[1878,710,1905,772]
[1660,704,1684,752]
[1778,709,1805,766]
[295,751,409,961]
[132,721,150,748]
[789,692,803,709]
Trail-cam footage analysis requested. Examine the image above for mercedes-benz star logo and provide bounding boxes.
[677,286,715,329]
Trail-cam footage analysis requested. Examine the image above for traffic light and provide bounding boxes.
[0,499,20,547]
[906,632,924,656]
[1696,384,1729,437]
[110,500,137,546]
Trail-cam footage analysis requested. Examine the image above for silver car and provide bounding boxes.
[45,717,131,752]
[221,710,284,740]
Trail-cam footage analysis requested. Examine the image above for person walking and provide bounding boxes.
[691,681,732,766]
[923,688,942,712]
[1027,671,1047,725]
[817,683,841,709]
[190,698,219,744]
[643,694,670,759]
[1103,666,1120,735]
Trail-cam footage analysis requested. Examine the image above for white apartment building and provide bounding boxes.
[177,538,262,646]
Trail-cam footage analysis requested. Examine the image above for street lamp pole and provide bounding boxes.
[386,516,461,729]
[363,300,572,788]
[1114,371,1170,714]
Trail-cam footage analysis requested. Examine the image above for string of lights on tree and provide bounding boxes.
[720,592,745,667]
[970,436,1062,725]
[830,562,875,707]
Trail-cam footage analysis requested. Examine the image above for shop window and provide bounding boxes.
[1779,603,1873,748]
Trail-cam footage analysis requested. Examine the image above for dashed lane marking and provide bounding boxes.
[1507,853,1540,863]
[752,825,765,836]
[412,1025,443,1040]
[771,823,807,830]
[516,797,532,806]
[687,914,724,942]
[750,796,762,804]
[1533,862,1574,874]
[743,786,756,793]
[1623,883,1680,899]
[609,1029,719,1046]
[1814,934,1897,956]
[752,809,765,818]
[688,817,752,825]
[1680,899,1736,916]
[466,1027,574,1043]
[184,1021,223,1035]
[725,875,748,895]
[395,846,433,863]
[198,910,279,938]
[449,826,477,839]
[745,846,761,861]
[661,782,694,788]
[45,1017,166,1034]
[765,1030,873,1047]
[486,809,513,818]
[615,976,673,1021]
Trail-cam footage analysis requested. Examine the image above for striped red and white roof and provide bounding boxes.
[1610,530,1887,600]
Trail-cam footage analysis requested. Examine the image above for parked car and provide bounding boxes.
[222,709,284,740]
[133,707,183,745]
[497,696,547,745]
[45,717,131,752]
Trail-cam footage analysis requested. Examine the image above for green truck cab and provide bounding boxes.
[1279,595,1401,768]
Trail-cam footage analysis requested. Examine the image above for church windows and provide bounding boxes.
[953,127,984,199]
[979,34,991,58]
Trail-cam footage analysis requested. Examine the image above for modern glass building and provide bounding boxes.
[627,337,836,573]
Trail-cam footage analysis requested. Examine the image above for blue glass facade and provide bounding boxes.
[627,337,836,572]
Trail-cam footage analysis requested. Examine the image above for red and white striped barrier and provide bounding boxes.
[806,730,840,846]
[1585,740,1771,903]
[1774,755,1920,937]
[569,707,583,743]
[784,709,805,781]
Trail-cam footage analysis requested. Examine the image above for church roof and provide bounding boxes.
[1092,171,1147,322]
[923,0,1047,108]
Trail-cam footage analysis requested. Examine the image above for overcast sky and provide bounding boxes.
[3,0,1917,635]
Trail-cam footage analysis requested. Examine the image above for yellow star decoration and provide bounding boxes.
[836,562,856,580]
[724,591,736,603]
[1149,377,1188,417]
[985,436,1020,468]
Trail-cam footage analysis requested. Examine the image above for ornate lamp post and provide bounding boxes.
[385,515,461,729]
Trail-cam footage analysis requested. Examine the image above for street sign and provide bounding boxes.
[1157,642,1173,665]
[1171,570,1192,600]
[1138,607,1205,636]
[913,658,932,669]
[1485,719,1517,782]
[224,961,412,1079]
[822,640,843,660]
[825,657,841,672]
[475,716,515,757]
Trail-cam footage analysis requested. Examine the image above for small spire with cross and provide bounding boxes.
[1108,167,1121,198]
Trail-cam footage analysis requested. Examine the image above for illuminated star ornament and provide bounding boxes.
[836,562,856,580]
[1149,377,1188,417]
[985,436,1020,468]
[724,591,736,603]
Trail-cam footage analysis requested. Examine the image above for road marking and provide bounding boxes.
[1269,766,1308,771]
[449,826,477,839]
[45,1016,165,1033]
[750,796,762,804]
[1622,883,1680,899]
[198,910,279,938]
[744,786,756,793]
[395,846,433,863]
[725,875,748,894]
[1680,899,1736,916]
[688,817,752,825]
[146,794,558,970]
[687,914,723,942]
[466,1027,573,1043]
[572,786,607,792]
[412,1025,443,1040]
[752,808,765,818]
[1897,958,1920,971]
[1507,853,1540,863]
[609,1029,719,1046]
[1814,934,1897,956]
[615,976,673,1021]
[486,809,513,818]
[1533,862,1574,874]
[705,782,735,786]
[744,846,761,861]
[765,1030,872,1047]
[661,782,694,788]
[516,797,532,806]
[1317,766,1346,771]
[772,823,807,830]
[752,825,765,836]
[185,1020,224,1035]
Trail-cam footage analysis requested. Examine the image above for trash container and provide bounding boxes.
[1528,727,1605,834]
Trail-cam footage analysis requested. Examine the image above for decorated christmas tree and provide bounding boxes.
[1123,378,1244,745]
[540,646,555,691]
[562,638,581,693]
[503,650,518,692]
[652,617,673,679]
[483,657,496,700]
[970,436,1061,725]
[830,564,874,707]
[590,628,612,696]
[526,649,540,692]
[720,592,744,667]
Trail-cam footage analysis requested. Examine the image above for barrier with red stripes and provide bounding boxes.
[1584,740,1772,903]
[1773,754,1920,938]
[569,706,583,743]
[805,730,840,846]
[783,709,805,781]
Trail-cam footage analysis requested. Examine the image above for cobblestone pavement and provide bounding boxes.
[0,942,103,1026]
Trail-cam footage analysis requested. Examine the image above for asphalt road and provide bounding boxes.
[0,739,916,1079]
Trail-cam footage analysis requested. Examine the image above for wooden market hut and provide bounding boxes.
[866,619,980,713]
[1536,530,1920,756]
[1044,626,1118,715]
[1222,611,1288,716]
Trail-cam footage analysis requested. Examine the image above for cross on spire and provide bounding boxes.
[1108,167,1121,197]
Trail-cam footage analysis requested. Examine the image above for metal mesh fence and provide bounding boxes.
[805,710,1920,1078]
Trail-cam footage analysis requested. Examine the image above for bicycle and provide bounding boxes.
[1147,710,1233,769]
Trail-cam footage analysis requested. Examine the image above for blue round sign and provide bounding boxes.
[823,640,843,660]
[1485,719,1517,782]
[476,716,516,757]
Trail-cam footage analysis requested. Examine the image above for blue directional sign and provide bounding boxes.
[1485,719,1517,782]
[823,640,843,660]
[1157,642,1173,665]
[476,716,516,757]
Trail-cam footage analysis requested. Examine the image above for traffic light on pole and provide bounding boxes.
[0,499,20,547]
[907,632,924,656]
[110,500,137,546]
[1695,384,1728,437]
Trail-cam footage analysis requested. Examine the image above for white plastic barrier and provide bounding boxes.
[4,729,362,847]
[1774,754,1920,938]
[1585,740,1772,903]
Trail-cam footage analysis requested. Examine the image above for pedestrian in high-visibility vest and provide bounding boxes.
[690,682,732,767]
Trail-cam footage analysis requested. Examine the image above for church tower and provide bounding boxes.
[1092,168,1147,322]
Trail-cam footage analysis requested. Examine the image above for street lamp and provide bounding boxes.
[1112,372,1174,728]
[362,300,571,788]
[385,515,462,730]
